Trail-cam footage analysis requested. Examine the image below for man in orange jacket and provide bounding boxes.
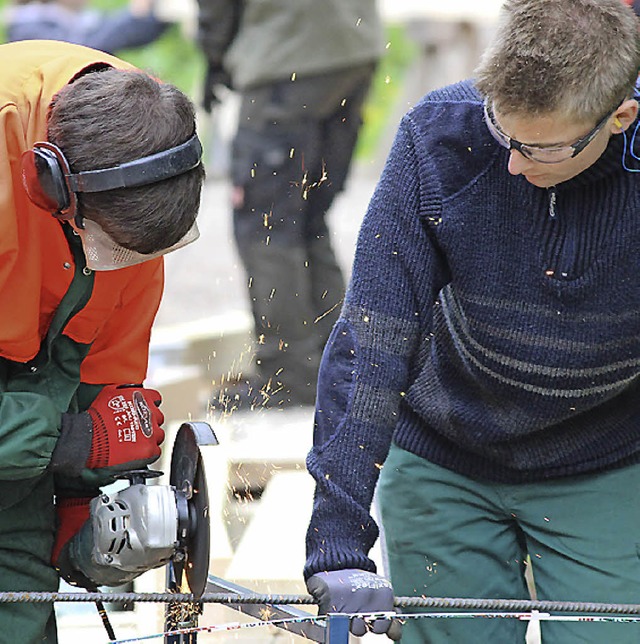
[0,39,204,642]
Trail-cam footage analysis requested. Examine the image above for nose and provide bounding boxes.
[507,149,532,176]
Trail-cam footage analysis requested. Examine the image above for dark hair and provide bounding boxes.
[47,68,205,254]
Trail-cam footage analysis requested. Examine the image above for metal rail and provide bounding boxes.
[4,588,640,644]
[205,574,326,641]
[2,591,640,615]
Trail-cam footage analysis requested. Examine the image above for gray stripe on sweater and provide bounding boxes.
[440,289,639,398]
[342,302,418,357]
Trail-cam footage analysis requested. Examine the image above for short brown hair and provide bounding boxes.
[475,0,640,121]
[47,68,205,254]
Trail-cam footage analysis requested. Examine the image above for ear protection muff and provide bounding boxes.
[21,142,77,219]
[21,134,203,220]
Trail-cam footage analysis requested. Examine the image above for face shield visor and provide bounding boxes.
[74,218,200,271]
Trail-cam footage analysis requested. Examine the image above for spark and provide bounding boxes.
[298,160,329,200]
[259,606,275,621]
[314,300,342,323]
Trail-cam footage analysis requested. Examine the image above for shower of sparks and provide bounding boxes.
[165,600,202,629]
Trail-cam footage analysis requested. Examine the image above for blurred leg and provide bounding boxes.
[234,240,320,404]
[231,66,374,402]
[231,95,321,402]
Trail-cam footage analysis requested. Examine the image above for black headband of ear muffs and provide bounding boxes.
[21,134,203,220]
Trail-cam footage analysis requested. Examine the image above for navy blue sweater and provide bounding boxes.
[305,79,640,578]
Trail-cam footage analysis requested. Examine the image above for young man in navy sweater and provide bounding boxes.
[303,0,640,642]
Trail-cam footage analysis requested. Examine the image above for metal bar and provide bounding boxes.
[325,614,350,644]
[206,574,326,642]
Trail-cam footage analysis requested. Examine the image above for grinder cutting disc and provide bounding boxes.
[169,423,213,598]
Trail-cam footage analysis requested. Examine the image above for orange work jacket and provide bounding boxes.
[0,40,164,385]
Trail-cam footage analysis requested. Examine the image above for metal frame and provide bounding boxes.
[163,573,342,643]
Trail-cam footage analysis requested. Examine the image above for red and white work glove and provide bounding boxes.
[52,385,165,474]
[84,384,165,469]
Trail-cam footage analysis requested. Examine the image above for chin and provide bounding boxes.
[524,175,553,188]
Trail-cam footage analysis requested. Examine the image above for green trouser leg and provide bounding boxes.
[378,445,529,643]
[0,474,58,643]
[515,463,640,643]
[378,444,640,644]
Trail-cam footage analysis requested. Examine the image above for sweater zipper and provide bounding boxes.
[548,186,557,219]
[546,186,575,280]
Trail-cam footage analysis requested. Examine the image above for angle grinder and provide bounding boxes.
[73,421,217,598]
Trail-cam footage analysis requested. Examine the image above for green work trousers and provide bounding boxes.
[0,473,58,643]
[378,443,640,643]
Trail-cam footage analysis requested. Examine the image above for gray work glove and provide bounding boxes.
[306,569,403,640]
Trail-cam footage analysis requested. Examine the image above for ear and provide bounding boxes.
[611,98,638,133]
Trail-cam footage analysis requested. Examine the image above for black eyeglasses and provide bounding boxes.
[483,99,613,164]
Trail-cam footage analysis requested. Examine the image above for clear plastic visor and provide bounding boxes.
[74,218,199,271]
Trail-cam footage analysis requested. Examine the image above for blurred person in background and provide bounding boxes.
[196,0,384,410]
[6,0,169,54]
